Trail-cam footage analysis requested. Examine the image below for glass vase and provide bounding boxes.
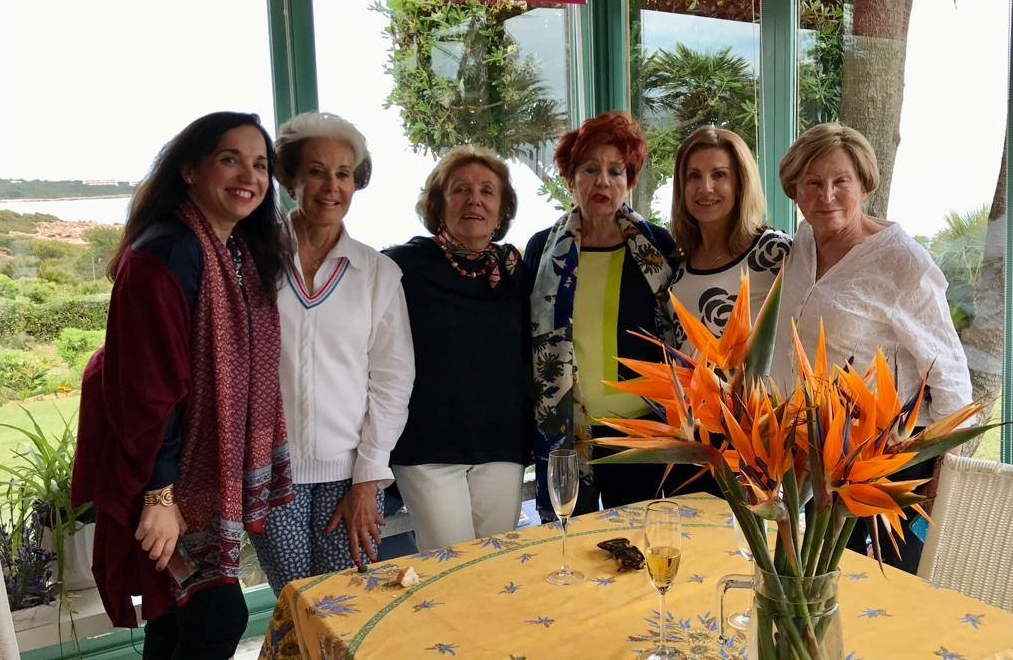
[748,567,842,660]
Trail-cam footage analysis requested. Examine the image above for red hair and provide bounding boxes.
[554,111,647,187]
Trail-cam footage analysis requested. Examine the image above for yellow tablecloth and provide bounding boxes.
[259,495,1013,659]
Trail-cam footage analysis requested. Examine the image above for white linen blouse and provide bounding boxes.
[277,219,415,487]
[769,221,972,425]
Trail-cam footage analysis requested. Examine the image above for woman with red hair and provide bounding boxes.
[524,111,677,522]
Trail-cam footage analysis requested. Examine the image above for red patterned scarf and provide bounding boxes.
[175,202,293,602]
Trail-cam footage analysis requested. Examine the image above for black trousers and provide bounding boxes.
[844,458,936,574]
[142,582,248,660]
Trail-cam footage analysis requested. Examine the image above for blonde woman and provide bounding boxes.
[669,126,790,353]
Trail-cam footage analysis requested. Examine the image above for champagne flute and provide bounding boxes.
[544,449,583,585]
[640,500,684,660]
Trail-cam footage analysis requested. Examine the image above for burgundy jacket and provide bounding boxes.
[72,248,191,627]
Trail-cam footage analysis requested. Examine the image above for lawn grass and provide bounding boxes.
[0,395,80,467]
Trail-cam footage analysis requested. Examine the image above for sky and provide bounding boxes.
[0,1,1009,248]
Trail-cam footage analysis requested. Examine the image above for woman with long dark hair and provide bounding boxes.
[72,111,294,659]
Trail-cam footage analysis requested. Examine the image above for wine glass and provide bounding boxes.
[544,449,583,585]
[640,500,685,660]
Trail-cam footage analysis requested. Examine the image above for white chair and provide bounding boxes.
[917,453,1013,611]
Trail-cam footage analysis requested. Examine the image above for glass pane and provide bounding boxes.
[0,0,276,591]
[794,0,1009,461]
[629,1,761,224]
[314,0,575,250]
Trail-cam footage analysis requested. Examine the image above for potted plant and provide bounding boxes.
[1,495,58,618]
[0,409,95,603]
[591,274,994,660]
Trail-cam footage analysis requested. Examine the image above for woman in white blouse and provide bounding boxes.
[771,122,971,574]
[670,126,791,353]
[250,112,415,593]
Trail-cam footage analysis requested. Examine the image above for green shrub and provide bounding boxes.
[0,350,51,400]
[55,328,104,365]
[0,332,33,351]
[26,295,110,341]
[0,295,109,342]
[0,275,16,299]
[37,259,76,285]
[28,239,78,261]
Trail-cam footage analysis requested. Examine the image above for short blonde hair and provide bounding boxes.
[274,112,371,190]
[670,126,766,258]
[416,145,517,242]
[778,123,879,200]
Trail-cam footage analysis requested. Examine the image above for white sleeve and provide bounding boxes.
[892,250,972,423]
[354,265,415,487]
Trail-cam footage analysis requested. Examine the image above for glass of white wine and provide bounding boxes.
[640,500,685,660]
[545,448,583,585]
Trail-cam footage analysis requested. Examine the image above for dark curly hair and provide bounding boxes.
[416,145,518,242]
[553,111,647,187]
[108,112,287,299]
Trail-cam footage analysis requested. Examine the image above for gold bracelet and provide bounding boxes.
[143,484,175,507]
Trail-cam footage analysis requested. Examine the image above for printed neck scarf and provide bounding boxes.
[175,201,294,601]
[530,203,674,520]
[433,227,519,288]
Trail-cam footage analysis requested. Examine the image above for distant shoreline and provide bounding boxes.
[0,194,132,203]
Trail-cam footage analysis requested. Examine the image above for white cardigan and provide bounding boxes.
[278,222,414,487]
[770,221,972,425]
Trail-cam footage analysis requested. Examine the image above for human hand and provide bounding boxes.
[135,499,187,571]
[325,481,385,565]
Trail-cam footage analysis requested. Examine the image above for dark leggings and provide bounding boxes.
[142,583,248,660]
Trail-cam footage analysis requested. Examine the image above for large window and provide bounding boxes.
[629,1,761,225]
[0,0,278,596]
[313,0,576,251]
[796,1,1009,461]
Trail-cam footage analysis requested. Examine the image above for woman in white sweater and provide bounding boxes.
[250,112,414,593]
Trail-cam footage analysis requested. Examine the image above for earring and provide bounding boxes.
[184,177,193,185]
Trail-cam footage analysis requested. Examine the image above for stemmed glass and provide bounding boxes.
[544,449,583,585]
[640,500,684,660]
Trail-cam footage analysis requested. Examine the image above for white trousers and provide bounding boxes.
[392,462,525,552]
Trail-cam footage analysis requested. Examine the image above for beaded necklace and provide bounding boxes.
[437,238,488,279]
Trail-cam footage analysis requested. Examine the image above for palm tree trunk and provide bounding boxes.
[839,0,913,220]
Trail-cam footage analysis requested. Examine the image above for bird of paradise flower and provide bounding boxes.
[959,613,983,629]
[500,581,521,594]
[589,272,996,660]
[934,648,967,660]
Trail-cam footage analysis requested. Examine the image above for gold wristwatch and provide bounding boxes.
[143,484,175,507]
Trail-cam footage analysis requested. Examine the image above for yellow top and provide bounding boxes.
[573,246,650,421]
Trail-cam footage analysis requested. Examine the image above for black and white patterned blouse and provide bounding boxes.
[669,228,791,352]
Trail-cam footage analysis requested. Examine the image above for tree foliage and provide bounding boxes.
[374,0,844,219]
[371,0,565,159]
